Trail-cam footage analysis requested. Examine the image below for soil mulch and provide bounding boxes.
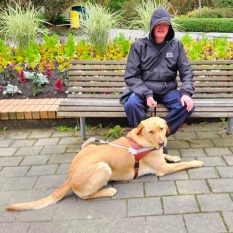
[0,69,68,100]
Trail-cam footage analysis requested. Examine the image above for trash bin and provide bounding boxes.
[70,6,86,29]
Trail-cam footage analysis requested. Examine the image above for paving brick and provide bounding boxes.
[179,148,207,158]
[7,189,49,204]
[197,156,227,166]
[11,139,36,148]
[112,183,144,199]
[204,147,232,156]
[184,213,227,233]
[145,181,177,196]
[158,170,189,181]
[0,166,29,178]
[27,164,58,176]
[0,223,30,233]
[216,166,233,178]
[20,155,50,166]
[39,105,49,119]
[197,193,233,212]
[176,180,210,194]
[40,145,67,155]
[166,140,190,149]
[188,167,219,179]
[147,215,186,233]
[189,139,215,148]
[163,195,199,214]
[2,176,38,191]
[58,137,79,145]
[223,155,233,165]
[212,138,233,147]
[0,147,18,157]
[0,140,13,148]
[69,219,109,233]
[0,178,9,189]
[48,153,75,164]
[128,197,162,216]
[15,146,43,156]
[174,131,198,140]
[222,211,233,233]
[34,174,66,189]
[196,131,221,139]
[54,199,127,220]
[107,217,146,233]
[34,138,60,146]
[28,130,53,139]
[56,163,70,174]
[208,178,233,193]
[29,221,69,233]
[6,131,31,140]
[17,205,57,222]
[0,157,23,166]
[51,131,75,138]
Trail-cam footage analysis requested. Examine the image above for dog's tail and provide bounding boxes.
[6,181,70,211]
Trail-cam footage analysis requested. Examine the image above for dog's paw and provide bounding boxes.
[191,160,204,168]
[108,187,117,196]
[164,155,181,163]
[171,156,181,163]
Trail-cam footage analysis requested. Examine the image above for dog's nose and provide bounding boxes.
[159,141,164,147]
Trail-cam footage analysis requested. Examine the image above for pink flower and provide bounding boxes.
[19,71,26,83]
[46,68,52,78]
[55,78,63,92]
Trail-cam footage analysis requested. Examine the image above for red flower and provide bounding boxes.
[46,68,52,78]
[19,71,26,83]
[55,78,63,92]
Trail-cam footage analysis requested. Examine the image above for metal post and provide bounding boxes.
[227,117,233,135]
[79,117,86,139]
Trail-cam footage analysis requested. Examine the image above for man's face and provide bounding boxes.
[153,22,169,42]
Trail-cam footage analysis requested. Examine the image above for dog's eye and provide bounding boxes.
[149,130,153,134]
[160,127,164,131]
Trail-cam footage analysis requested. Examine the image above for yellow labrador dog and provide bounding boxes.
[6,117,203,211]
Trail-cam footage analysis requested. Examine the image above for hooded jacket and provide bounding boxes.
[121,7,194,103]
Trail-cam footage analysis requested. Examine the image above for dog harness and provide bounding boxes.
[81,137,156,179]
[127,138,157,178]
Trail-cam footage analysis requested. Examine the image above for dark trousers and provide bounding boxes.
[124,90,195,135]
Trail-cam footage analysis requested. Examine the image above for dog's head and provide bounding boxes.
[127,117,170,150]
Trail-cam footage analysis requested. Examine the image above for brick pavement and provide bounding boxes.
[0,121,233,233]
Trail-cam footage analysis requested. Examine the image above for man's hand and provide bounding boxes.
[181,95,194,112]
[147,97,157,108]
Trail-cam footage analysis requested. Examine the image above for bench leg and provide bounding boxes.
[227,117,233,135]
[79,117,86,140]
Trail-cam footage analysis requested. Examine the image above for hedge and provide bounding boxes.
[174,18,233,32]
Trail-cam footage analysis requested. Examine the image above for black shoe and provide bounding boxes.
[163,147,168,154]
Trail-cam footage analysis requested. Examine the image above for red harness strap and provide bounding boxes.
[127,138,156,179]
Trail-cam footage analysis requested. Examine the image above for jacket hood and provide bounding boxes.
[150,7,174,41]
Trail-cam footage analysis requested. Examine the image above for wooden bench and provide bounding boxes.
[57,60,233,139]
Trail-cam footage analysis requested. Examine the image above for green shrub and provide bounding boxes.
[0,0,48,50]
[78,2,121,55]
[174,18,233,32]
[213,0,233,9]
[186,7,224,18]
[130,0,177,33]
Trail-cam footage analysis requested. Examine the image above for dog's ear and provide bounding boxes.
[165,121,170,135]
[136,122,144,135]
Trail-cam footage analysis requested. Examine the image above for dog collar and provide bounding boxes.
[127,138,157,179]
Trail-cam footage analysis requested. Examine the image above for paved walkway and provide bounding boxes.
[0,121,233,233]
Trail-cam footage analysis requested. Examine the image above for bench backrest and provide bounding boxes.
[67,60,233,99]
